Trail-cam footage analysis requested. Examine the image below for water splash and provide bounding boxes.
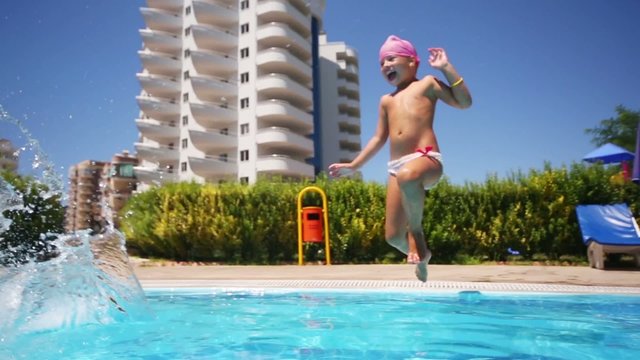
[0,104,63,200]
[0,104,150,342]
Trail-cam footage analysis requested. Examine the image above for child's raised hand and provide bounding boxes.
[427,48,449,70]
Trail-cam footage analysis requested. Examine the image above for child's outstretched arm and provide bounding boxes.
[328,97,390,177]
[428,48,472,109]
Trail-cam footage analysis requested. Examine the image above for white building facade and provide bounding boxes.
[134,0,360,189]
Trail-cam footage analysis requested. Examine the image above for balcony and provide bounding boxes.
[256,154,314,178]
[342,133,361,148]
[339,135,361,152]
[191,24,237,52]
[136,95,179,121]
[147,0,182,12]
[256,47,311,84]
[337,78,359,97]
[257,22,310,61]
[256,73,312,108]
[140,8,182,34]
[189,156,236,177]
[257,0,310,37]
[138,50,181,77]
[140,29,181,55]
[137,73,180,98]
[338,46,358,62]
[338,59,359,78]
[135,142,179,162]
[256,127,313,157]
[193,0,238,27]
[189,101,236,127]
[135,118,180,142]
[191,49,236,76]
[189,129,236,152]
[190,75,237,102]
[134,166,178,184]
[107,176,137,193]
[256,100,313,134]
[337,113,360,133]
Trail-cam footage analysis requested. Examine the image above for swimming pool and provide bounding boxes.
[3,287,639,359]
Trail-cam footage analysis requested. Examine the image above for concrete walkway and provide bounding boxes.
[134,264,640,289]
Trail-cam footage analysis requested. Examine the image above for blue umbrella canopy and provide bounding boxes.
[632,122,640,183]
[582,143,634,164]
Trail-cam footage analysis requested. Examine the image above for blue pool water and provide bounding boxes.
[3,288,640,359]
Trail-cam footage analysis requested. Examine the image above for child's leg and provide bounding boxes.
[395,157,442,281]
[407,232,419,264]
[384,176,409,254]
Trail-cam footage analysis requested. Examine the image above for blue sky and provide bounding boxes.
[1,0,639,186]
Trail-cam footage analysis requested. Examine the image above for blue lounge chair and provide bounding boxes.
[575,203,640,269]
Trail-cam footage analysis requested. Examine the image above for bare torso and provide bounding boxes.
[382,76,439,160]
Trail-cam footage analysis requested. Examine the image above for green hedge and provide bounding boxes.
[120,163,640,264]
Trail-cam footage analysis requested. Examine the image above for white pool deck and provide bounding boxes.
[134,264,640,294]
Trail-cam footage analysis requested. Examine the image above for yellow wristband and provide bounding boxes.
[451,77,464,88]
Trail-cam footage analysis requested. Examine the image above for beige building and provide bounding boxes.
[0,138,19,173]
[102,151,139,229]
[65,151,138,232]
[134,0,361,190]
[66,160,107,233]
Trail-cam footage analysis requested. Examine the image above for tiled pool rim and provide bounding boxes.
[140,280,640,294]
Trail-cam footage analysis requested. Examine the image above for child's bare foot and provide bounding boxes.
[407,252,420,264]
[414,249,432,282]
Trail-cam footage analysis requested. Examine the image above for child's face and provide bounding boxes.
[380,55,416,86]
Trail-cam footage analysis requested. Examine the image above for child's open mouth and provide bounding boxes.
[386,70,397,82]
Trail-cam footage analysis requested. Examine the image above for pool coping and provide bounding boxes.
[140,279,640,294]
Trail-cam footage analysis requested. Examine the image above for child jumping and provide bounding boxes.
[328,35,472,281]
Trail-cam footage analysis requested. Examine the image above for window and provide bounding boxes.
[240,150,249,161]
[240,177,249,184]
[182,115,188,125]
[240,123,249,135]
[181,162,187,172]
[183,93,189,102]
[240,72,249,83]
[181,138,188,149]
[240,47,249,58]
[185,6,191,15]
[240,0,249,10]
[240,97,249,109]
[183,71,190,80]
[240,23,249,34]
[184,49,190,58]
[184,27,191,36]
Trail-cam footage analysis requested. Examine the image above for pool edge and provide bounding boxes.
[140,279,640,294]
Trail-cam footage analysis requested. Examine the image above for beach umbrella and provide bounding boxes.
[632,121,640,184]
[582,143,634,164]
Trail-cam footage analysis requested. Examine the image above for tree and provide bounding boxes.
[0,170,64,266]
[585,105,639,152]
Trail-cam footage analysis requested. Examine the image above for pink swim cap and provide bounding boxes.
[379,35,420,66]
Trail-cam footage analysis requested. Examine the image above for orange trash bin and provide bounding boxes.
[301,206,323,243]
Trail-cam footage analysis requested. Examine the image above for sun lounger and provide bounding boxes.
[575,203,640,269]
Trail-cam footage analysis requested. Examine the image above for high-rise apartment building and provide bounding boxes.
[66,160,108,233]
[0,138,18,173]
[65,151,138,232]
[134,0,360,189]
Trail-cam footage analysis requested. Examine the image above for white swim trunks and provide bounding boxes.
[387,146,443,190]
